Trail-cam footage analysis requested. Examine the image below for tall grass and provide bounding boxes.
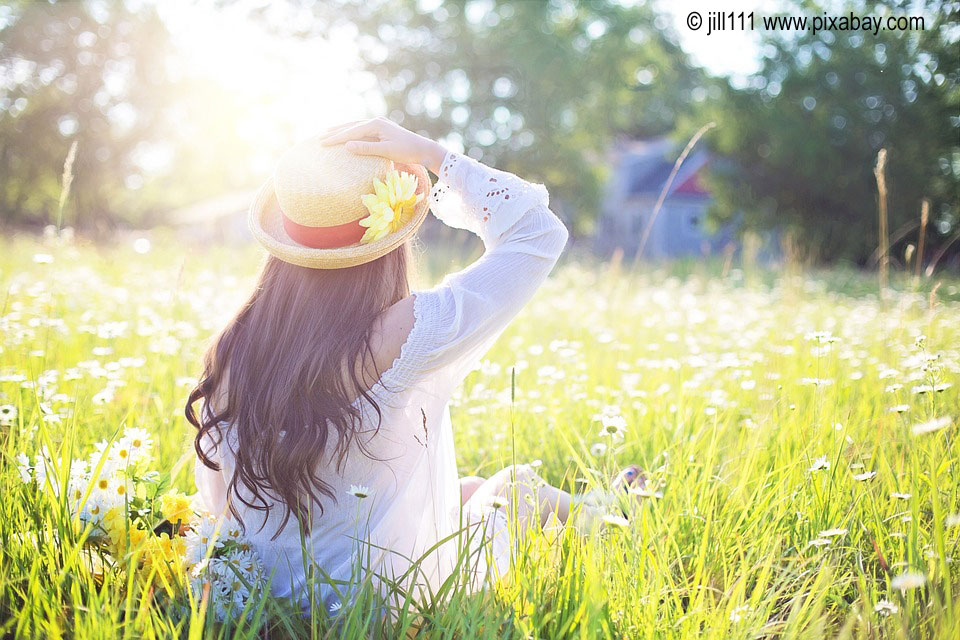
[55,141,78,233]
[874,148,889,297]
[0,236,958,639]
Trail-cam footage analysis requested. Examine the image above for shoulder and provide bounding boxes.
[363,294,417,382]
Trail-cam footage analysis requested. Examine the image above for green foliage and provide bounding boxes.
[699,0,960,264]
[0,1,180,229]
[1,236,959,637]
[334,0,706,232]
[0,2,270,232]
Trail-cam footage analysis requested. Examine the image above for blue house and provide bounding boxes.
[596,137,734,259]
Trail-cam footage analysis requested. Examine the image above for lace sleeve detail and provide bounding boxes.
[429,151,550,246]
[370,153,568,392]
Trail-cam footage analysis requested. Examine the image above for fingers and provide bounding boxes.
[343,140,390,157]
[319,119,383,146]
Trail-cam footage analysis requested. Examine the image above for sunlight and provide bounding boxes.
[158,0,378,172]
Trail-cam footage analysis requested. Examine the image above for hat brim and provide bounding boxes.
[248,162,431,269]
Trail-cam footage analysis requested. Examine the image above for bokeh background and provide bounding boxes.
[0,0,957,269]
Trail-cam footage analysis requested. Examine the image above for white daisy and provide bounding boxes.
[15,452,32,483]
[184,516,224,566]
[598,414,627,440]
[910,416,952,436]
[874,599,898,615]
[891,572,926,591]
[729,605,749,622]
[808,456,831,472]
[0,404,17,426]
[487,496,508,509]
[807,538,832,548]
[601,513,630,529]
[347,484,371,499]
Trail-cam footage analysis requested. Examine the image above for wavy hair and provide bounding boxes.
[186,246,410,539]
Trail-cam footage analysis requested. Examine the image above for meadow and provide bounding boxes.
[1,233,958,639]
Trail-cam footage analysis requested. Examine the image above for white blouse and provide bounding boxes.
[194,150,569,614]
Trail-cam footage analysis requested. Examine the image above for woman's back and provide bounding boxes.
[192,137,568,612]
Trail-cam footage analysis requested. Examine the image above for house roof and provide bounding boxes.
[620,137,710,199]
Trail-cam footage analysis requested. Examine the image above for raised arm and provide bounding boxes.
[397,150,568,386]
[320,118,569,392]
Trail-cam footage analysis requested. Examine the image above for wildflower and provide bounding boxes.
[488,496,508,509]
[729,605,749,622]
[0,404,17,426]
[184,516,224,565]
[32,253,53,263]
[601,513,630,529]
[911,383,952,395]
[119,427,153,461]
[347,484,371,499]
[629,487,663,499]
[102,506,144,554]
[160,490,193,527]
[818,528,847,538]
[92,388,115,405]
[358,170,422,244]
[598,414,627,440]
[890,572,926,591]
[874,599,898,616]
[946,514,960,527]
[853,471,877,481]
[888,404,910,413]
[15,452,32,483]
[190,547,266,622]
[808,456,830,472]
[329,601,342,613]
[589,442,608,457]
[891,492,912,500]
[910,416,952,436]
[140,532,187,584]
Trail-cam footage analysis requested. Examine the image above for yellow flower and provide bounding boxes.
[102,506,149,556]
[138,533,186,591]
[160,490,192,526]
[358,170,422,244]
[103,506,126,544]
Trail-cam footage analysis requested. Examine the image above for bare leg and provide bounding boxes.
[459,475,485,505]
[464,464,600,535]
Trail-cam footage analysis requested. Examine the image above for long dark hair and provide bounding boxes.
[185,245,411,539]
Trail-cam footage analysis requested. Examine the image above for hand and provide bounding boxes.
[317,117,447,174]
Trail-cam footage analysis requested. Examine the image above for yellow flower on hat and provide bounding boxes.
[358,170,422,244]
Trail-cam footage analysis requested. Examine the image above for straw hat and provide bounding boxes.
[249,137,431,269]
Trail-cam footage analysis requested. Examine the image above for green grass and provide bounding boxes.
[1,233,958,639]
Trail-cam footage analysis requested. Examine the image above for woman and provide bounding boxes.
[186,118,641,614]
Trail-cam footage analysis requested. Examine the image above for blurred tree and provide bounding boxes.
[0,0,183,230]
[317,0,706,233]
[698,0,960,265]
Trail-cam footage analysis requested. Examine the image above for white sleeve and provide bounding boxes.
[380,151,569,392]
